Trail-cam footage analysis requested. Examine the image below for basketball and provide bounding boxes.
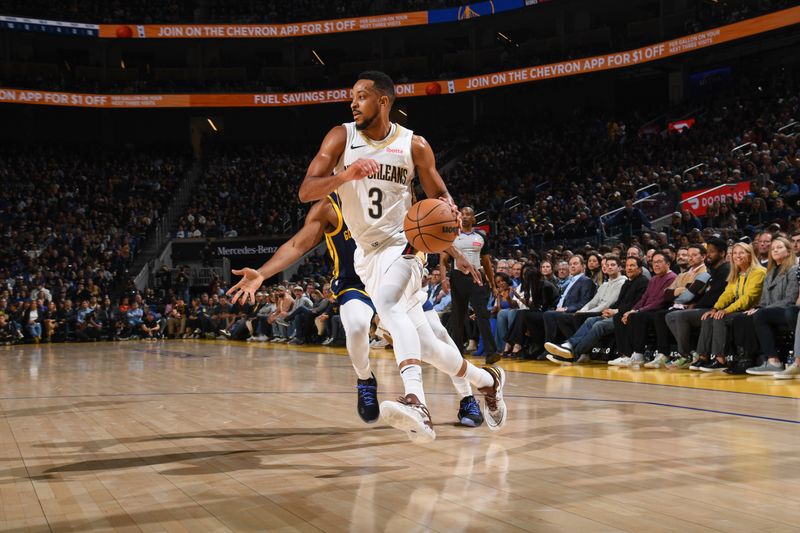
[403,198,460,253]
[425,82,442,96]
[116,25,133,38]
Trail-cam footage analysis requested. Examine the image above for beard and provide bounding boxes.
[355,111,377,130]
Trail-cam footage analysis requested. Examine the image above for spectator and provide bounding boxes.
[608,252,677,366]
[732,237,798,374]
[503,262,559,358]
[664,238,731,368]
[692,242,766,372]
[545,256,648,364]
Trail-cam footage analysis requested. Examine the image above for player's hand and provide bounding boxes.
[454,254,482,285]
[439,195,460,220]
[343,158,380,181]
[227,268,265,305]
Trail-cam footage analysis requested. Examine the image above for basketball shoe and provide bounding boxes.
[380,394,436,443]
[457,395,484,427]
[479,366,507,430]
[356,374,380,423]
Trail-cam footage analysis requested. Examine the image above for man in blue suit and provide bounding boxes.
[541,255,596,349]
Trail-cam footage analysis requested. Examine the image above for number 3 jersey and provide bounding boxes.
[334,121,416,254]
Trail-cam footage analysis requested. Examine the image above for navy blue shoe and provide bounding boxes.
[356,374,380,423]
[457,395,484,427]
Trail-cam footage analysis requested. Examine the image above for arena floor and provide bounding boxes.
[1,340,799,532]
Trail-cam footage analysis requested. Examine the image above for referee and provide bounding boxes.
[440,207,499,364]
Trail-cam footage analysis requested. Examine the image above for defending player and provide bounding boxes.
[226,192,485,427]
[298,71,507,443]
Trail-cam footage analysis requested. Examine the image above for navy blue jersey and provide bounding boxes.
[325,192,372,306]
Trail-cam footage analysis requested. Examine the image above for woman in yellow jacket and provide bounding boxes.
[691,242,766,372]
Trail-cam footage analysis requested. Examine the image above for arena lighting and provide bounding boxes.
[207,118,218,131]
[120,59,125,69]
[398,109,408,116]
[311,50,325,66]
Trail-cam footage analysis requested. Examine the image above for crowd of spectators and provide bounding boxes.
[446,68,800,259]
[0,273,359,348]
[174,145,306,239]
[3,50,800,386]
[450,232,800,379]
[0,146,187,343]
[173,140,459,240]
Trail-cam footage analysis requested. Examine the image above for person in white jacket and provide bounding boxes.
[550,255,627,340]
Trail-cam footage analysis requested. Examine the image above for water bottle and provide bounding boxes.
[787,351,795,367]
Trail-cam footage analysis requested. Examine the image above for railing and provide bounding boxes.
[635,183,660,198]
[778,120,799,136]
[598,191,673,243]
[132,161,201,291]
[730,142,755,158]
[683,162,706,176]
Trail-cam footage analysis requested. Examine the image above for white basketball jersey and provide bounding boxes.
[334,122,416,253]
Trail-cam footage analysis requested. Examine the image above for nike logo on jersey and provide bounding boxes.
[350,144,366,150]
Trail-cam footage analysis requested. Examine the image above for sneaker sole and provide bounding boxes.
[745,369,783,376]
[483,366,507,431]
[380,401,435,443]
[699,367,727,373]
[459,416,483,427]
[774,374,799,380]
[546,354,572,366]
[544,342,574,360]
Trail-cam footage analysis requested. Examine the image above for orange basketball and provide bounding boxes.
[425,82,442,96]
[404,198,460,253]
[116,25,133,38]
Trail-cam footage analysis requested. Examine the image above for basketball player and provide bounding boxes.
[298,71,507,443]
[226,193,485,427]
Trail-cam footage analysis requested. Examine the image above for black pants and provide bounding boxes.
[506,310,545,350]
[449,270,496,353]
[615,310,671,356]
[625,309,674,354]
[554,312,601,339]
[733,307,797,362]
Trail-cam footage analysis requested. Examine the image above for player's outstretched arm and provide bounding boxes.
[298,125,379,202]
[227,201,329,304]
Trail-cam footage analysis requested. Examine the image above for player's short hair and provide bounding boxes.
[357,71,395,105]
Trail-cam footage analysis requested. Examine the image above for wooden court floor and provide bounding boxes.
[1,340,800,532]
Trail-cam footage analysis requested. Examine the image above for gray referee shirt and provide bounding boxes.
[452,230,489,270]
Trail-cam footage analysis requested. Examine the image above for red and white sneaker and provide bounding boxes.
[380,394,436,443]
[479,366,507,430]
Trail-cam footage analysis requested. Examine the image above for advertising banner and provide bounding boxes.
[172,237,287,271]
[1,0,533,40]
[98,12,429,39]
[1,7,799,108]
[680,181,752,216]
